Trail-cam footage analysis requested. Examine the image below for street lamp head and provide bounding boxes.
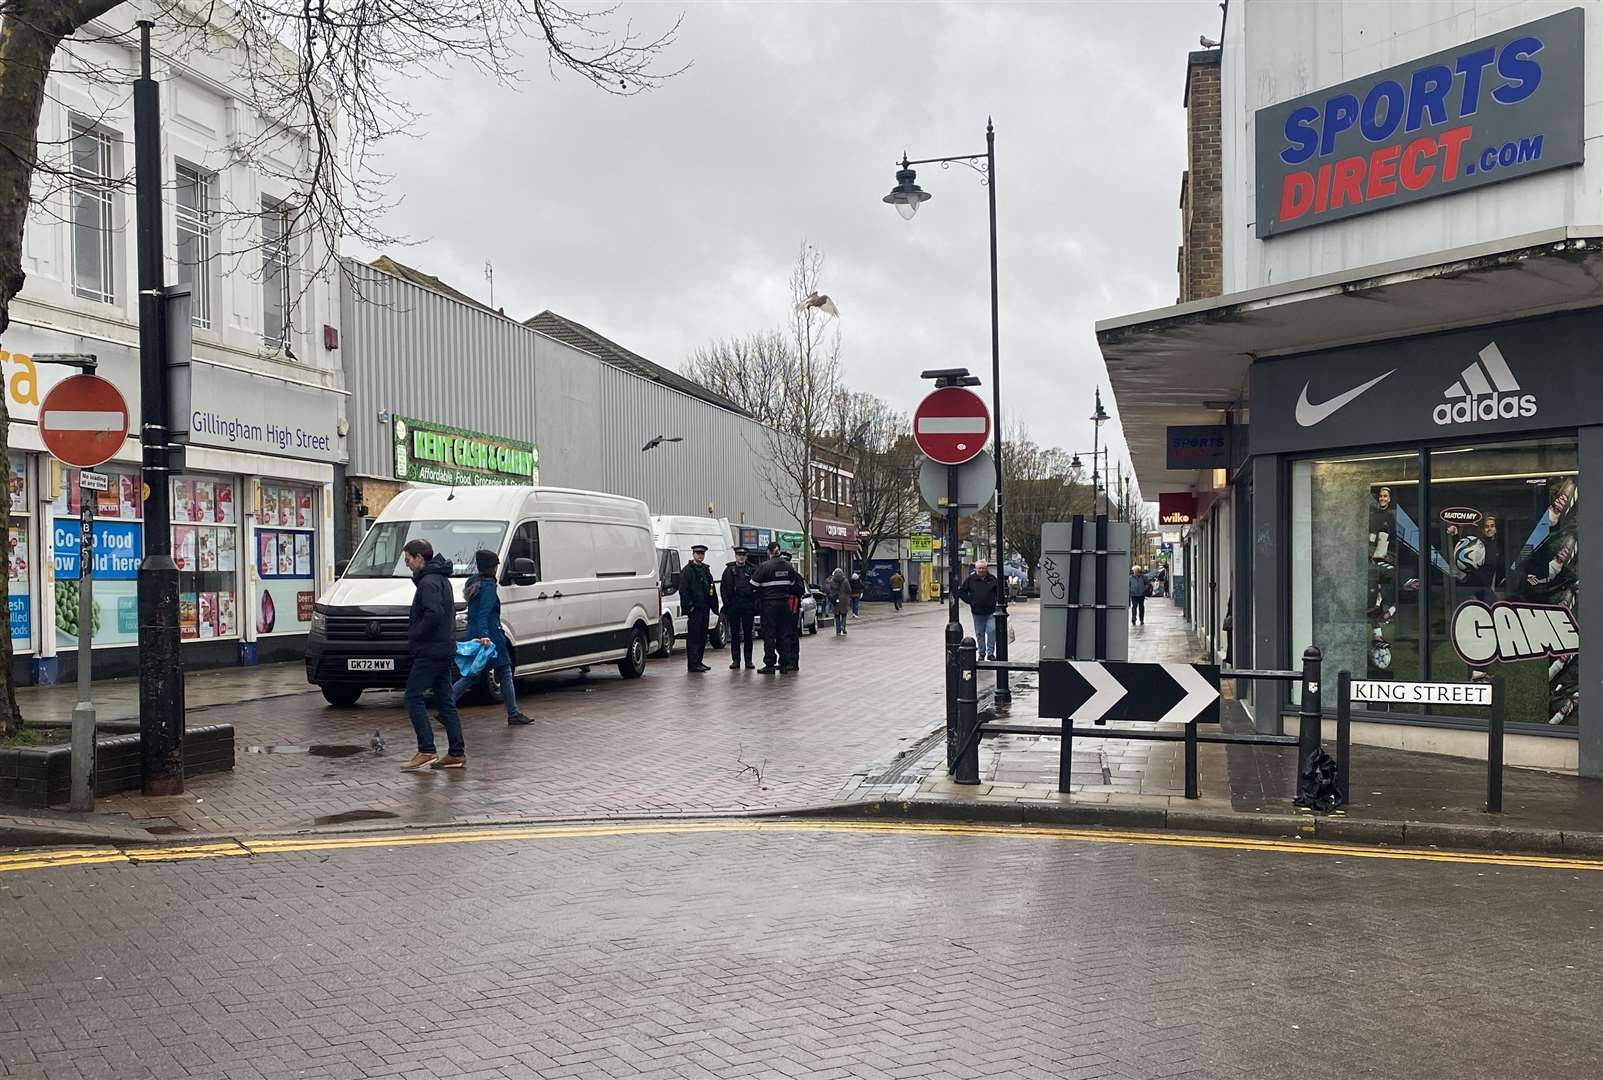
[1070,453,1082,472]
[884,158,931,220]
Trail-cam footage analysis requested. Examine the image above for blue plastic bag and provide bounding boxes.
[455,639,495,679]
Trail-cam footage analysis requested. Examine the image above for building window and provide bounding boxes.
[69,119,117,304]
[1290,439,1580,730]
[261,199,292,348]
[174,164,214,328]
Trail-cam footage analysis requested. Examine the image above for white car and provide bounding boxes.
[751,589,820,638]
[309,485,660,706]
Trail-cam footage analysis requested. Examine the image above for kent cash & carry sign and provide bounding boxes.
[1255,8,1584,237]
[393,417,538,487]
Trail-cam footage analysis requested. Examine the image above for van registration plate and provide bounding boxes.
[347,659,395,672]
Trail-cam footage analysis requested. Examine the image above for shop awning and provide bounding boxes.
[813,536,857,552]
[1096,227,1603,497]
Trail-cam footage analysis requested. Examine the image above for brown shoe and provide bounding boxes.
[431,755,466,769]
[401,752,437,771]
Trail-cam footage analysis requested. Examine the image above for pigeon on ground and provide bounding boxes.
[370,730,386,755]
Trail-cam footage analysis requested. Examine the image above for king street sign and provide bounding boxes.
[1038,659,1221,726]
[1250,307,1603,456]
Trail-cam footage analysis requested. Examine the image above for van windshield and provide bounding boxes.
[345,520,508,578]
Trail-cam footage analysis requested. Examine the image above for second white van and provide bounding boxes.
[308,486,660,706]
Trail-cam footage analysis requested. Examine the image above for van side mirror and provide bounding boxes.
[508,557,539,586]
[665,571,681,595]
[334,559,349,578]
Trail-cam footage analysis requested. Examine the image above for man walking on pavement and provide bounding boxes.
[754,542,806,674]
[828,566,849,636]
[958,559,1000,661]
[682,544,719,673]
[720,546,758,669]
[889,568,905,612]
[1129,565,1148,627]
[400,539,466,771]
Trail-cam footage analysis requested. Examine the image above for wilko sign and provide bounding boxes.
[1452,599,1579,667]
[1352,680,1493,708]
[1254,9,1585,237]
[1157,492,1197,526]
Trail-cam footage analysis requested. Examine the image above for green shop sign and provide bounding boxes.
[777,531,805,553]
[392,416,538,487]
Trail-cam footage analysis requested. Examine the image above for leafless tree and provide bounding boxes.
[684,242,840,580]
[827,391,916,567]
[0,0,682,735]
[1002,424,1092,589]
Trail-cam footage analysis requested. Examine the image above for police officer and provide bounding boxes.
[753,543,805,674]
[681,544,719,673]
[720,546,758,670]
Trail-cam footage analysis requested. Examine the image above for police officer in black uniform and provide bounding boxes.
[753,543,806,674]
[681,544,719,673]
[720,546,758,669]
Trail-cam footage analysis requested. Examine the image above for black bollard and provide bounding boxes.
[955,636,980,785]
[1335,671,1352,807]
[1487,675,1505,813]
[1296,646,1323,793]
[945,620,963,772]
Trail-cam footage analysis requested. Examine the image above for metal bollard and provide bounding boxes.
[955,636,980,785]
[1487,675,1505,813]
[1335,671,1352,807]
[1296,646,1323,782]
[945,620,963,772]
[1183,720,1199,800]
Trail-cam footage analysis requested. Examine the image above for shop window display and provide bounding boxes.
[8,456,30,650]
[255,483,317,636]
[52,465,143,647]
[171,477,239,641]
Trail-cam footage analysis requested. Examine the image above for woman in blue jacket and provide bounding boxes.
[452,549,532,725]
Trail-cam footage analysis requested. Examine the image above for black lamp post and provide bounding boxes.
[885,120,1009,704]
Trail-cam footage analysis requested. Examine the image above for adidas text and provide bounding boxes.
[1432,393,1537,426]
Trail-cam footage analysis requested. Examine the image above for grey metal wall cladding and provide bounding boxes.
[340,259,795,529]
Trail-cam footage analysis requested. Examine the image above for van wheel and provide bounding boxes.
[709,614,726,650]
[807,621,818,636]
[618,626,648,679]
[654,615,675,658]
[321,685,363,708]
[471,665,506,706]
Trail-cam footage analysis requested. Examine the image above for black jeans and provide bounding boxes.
[685,607,710,668]
[404,656,464,757]
[761,604,787,668]
[1131,595,1146,625]
[728,610,755,662]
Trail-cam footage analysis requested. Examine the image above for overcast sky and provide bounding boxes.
[354,0,1224,495]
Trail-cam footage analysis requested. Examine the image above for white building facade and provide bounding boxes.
[4,10,346,683]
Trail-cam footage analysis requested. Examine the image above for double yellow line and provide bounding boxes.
[3,817,1600,875]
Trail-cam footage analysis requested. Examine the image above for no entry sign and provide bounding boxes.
[39,374,130,469]
[914,386,990,465]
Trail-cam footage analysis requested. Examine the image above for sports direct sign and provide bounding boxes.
[1254,8,1584,238]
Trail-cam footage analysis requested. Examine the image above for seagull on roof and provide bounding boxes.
[641,435,685,452]
[798,292,839,318]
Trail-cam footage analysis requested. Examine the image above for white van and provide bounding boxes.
[651,515,735,654]
[308,486,660,707]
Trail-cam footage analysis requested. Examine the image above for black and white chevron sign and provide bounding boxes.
[1039,659,1221,725]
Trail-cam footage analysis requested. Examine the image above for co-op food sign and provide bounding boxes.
[1254,8,1584,238]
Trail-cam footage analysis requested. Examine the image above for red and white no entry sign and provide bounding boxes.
[913,386,991,465]
[38,374,130,469]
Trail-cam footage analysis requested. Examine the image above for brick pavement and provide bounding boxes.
[74,603,953,836]
[1,823,1598,1079]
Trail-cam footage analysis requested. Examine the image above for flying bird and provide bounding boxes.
[641,435,685,452]
[798,292,840,318]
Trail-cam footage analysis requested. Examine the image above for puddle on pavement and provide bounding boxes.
[246,744,367,758]
[312,809,400,826]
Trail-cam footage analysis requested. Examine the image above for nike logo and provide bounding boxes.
[1295,369,1396,427]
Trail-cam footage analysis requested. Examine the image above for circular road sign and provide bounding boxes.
[914,386,991,465]
[38,374,130,469]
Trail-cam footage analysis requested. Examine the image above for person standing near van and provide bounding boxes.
[451,549,532,725]
[720,546,758,669]
[682,544,719,673]
[889,569,905,611]
[753,542,804,673]
[401,539,466,770]
[828,567,849,636]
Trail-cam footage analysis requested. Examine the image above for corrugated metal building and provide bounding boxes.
[336,258,795,558]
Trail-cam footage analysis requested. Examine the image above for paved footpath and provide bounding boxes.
[2,819,1599,1079]
[56,605,952,836]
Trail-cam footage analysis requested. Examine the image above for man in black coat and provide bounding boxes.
[681,544,720,673]
[753,543,806,674]
[720,546,759,670]
[401,539,465,771]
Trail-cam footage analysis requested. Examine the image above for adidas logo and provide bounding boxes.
[1432,342,1537,426]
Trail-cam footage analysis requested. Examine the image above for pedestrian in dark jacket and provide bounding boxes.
[958,560,1000,659]
[889,569,905,611]
[450,549,531,725]
[682,544,719,672]
[720,546,759,669]
[828,567,849,635]
[401,539,465,770]
[1129,566,1148,627]
[848,572,865,618]
[753,543,805,673]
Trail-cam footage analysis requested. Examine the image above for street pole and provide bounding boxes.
[69,476,95,811]
[986,119,1010,706]
[133,20,185,795]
